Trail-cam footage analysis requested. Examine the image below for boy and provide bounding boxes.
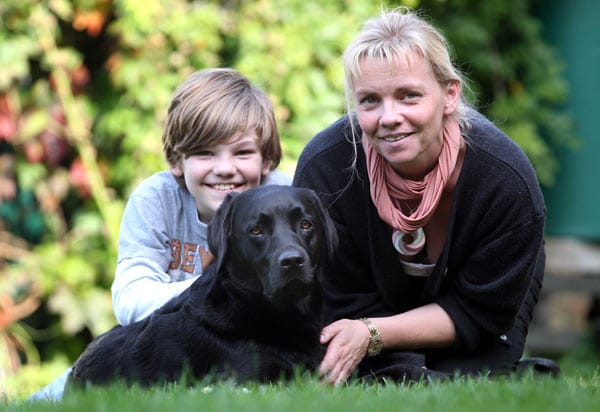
[112,67,289,325]
[30,68,290,400]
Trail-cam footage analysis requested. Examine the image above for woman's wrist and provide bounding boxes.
[359,317,383,356]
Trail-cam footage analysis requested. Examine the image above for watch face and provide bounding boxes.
[368,337,383,356]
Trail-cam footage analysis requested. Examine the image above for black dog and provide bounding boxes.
[69,185,338,387]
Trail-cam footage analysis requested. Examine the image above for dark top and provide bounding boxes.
[293,110,546,354]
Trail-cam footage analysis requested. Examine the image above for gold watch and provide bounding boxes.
[359,318,383,357]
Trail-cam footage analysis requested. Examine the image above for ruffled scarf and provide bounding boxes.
[362,117,462,235]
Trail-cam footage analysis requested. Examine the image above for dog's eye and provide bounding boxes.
[249,226,262,236]
[300,219,313,230]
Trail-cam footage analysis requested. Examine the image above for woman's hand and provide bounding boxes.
[318,319,371,385]
[318,305,455,385]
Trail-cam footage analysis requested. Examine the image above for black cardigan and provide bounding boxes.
[293,111,546,353]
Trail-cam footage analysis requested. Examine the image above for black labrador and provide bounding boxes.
[69,185,338,388]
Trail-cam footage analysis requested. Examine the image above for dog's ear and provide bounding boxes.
[304,189,338,262]
[207,192,239,270]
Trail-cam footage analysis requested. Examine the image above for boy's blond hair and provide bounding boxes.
[162,68,281,171]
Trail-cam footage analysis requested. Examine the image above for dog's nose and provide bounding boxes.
[279,250,305,268]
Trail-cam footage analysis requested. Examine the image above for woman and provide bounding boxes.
[293,8,550,385]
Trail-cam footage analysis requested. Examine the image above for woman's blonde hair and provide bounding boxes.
[162,68,281,171]
[343,7,471,136]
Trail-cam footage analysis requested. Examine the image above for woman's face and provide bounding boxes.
[354,53,459,179]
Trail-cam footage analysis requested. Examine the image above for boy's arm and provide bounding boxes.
[113,177,205,326]
[112,257,197,325]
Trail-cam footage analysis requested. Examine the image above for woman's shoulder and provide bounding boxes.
[465,110,538,180]
[462,110,545,212]
[293,116,368,205]
[296,116,356,170]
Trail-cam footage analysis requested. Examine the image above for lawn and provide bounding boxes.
[2,371,598,412]
[2,342,599,412]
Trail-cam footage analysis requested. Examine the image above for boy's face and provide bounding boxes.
[170,130,270,223]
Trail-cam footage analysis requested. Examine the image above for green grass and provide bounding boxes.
[2,368,599,412]
[2,372,599,412]
[3,341,600,412]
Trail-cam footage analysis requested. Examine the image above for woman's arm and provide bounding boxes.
[318,303,455,384]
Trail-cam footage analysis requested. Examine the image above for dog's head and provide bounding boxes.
[207,185,337,313]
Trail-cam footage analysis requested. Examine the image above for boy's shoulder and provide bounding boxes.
[262,170,292,186]
[131,170,183,198]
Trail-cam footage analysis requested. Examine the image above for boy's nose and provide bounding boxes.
[213,156,236,175]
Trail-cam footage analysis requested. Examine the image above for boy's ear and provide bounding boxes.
[169,162,183,177]
[261,162,271,179]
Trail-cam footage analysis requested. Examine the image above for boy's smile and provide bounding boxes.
[210,183,237,191]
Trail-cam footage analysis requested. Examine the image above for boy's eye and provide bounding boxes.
[194,150,213,157]
[236,149,256,156]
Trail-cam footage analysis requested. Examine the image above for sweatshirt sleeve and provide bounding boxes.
[111,182,201,325]
[112,257,196,325]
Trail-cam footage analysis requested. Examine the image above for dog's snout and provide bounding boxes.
[279,250,305,268]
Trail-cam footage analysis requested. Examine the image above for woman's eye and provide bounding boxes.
[403,92,420,101]
[359,95,378,105]
[249,226,262,236]
[300,219,313,230]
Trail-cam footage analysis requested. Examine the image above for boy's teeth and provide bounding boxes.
[213,184,235,190]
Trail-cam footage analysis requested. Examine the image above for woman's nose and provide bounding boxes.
[379,100,403,128]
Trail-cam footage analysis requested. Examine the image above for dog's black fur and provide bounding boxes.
[69,185,338,387]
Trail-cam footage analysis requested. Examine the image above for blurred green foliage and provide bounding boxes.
[0,0,575,399]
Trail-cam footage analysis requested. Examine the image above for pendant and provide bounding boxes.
[392,227,425,256]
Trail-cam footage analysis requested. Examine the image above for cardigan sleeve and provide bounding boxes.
[436,215,545,352]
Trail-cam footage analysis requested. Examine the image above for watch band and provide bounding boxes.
[359,317,383,357]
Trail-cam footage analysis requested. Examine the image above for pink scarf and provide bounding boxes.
[362,118,461,234]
